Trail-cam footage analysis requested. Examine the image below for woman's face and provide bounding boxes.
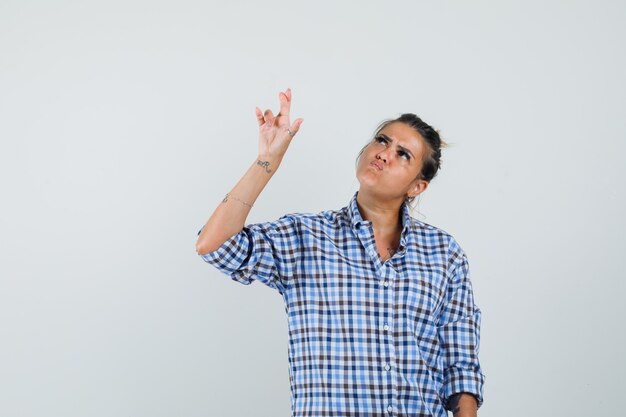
[356,121,429,201]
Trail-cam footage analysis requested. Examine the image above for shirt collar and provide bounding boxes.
[347,190,412,245]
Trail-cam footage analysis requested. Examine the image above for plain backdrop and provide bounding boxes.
[1,1,624,416]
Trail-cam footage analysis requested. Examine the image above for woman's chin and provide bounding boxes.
[356,169,382,184]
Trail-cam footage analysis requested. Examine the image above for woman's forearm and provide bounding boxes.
[196,87,302,255]
[195,155,281,255]
[448,392,478,417]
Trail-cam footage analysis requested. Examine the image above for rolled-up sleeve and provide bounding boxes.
[196,214,301,294]
[437,237,486,409]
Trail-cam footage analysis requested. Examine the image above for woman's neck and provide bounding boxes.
[355,191,403,235]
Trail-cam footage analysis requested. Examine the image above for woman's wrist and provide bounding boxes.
[256,155,282,174]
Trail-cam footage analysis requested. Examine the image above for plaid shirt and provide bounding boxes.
[197,190,485,417]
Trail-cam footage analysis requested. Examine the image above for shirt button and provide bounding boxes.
[387,404,393,412]
[383,324,390,331]
[383,280,389,287]
[385,363,391,371]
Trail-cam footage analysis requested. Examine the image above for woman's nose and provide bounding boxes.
[377,148,390,163]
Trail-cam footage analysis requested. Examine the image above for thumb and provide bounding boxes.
[289,118,304,136]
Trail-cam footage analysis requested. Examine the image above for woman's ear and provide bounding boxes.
[408,179,428,198]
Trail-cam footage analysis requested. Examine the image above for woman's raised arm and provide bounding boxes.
[195,88,304,255]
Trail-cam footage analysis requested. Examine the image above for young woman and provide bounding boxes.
[196,88,485,417]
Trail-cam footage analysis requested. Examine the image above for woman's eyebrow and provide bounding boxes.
[380,134,415,159]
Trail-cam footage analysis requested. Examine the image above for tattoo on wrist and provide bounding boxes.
[257,159,272,173]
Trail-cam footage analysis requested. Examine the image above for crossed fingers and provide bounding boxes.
[256,88,291,128]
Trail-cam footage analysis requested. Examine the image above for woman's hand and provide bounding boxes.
[256,88,303,164]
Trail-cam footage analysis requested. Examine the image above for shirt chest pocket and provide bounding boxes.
[402,266,446,329]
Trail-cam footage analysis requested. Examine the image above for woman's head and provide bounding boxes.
[355,113,448,206]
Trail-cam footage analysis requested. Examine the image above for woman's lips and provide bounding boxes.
[370,160,383,170]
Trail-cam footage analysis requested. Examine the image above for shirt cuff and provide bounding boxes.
[442,365,486,409]
[197,229,251,277]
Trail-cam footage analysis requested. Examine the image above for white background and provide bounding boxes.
[1,1,624,416]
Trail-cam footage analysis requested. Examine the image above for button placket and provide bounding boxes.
[378,268,398,416]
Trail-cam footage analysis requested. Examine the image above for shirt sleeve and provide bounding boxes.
[196,213,301,295]
[437,236,486,410]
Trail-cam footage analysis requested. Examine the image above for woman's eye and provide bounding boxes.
[375,136,410,160]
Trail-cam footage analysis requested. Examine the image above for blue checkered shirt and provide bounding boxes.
[197,190,485,417]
